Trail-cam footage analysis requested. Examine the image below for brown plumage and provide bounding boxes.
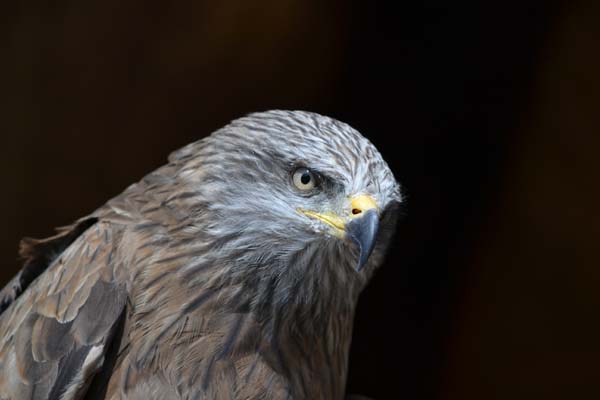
[0,111,401,399]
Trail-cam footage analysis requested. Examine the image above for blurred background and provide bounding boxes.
[1,0,599,398]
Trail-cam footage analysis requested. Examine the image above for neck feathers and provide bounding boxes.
[132,233,362,399]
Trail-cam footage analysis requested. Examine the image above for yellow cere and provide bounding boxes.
[297,194,378,238]
[349,194,378,218]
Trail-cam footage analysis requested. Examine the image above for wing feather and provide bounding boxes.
[0,220,127,400]
[0,218,98,315]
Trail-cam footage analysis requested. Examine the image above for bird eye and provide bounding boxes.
[292,167,317,191]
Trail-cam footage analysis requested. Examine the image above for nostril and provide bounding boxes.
[352,208,362,215]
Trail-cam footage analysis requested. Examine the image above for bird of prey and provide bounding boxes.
[0,110,401,400]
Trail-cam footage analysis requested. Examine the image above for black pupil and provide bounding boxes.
[300,170,311,185]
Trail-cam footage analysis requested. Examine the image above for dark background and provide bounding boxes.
[1,1,599,399]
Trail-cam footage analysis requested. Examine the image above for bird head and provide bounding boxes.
[169,110,401,282]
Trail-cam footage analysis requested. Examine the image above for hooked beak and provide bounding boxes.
[298,194,380,271]
[345,208,379,271]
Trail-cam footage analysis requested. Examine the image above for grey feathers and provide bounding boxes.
[0,110,401,400]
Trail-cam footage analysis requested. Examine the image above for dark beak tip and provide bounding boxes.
[345,209,379,271]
